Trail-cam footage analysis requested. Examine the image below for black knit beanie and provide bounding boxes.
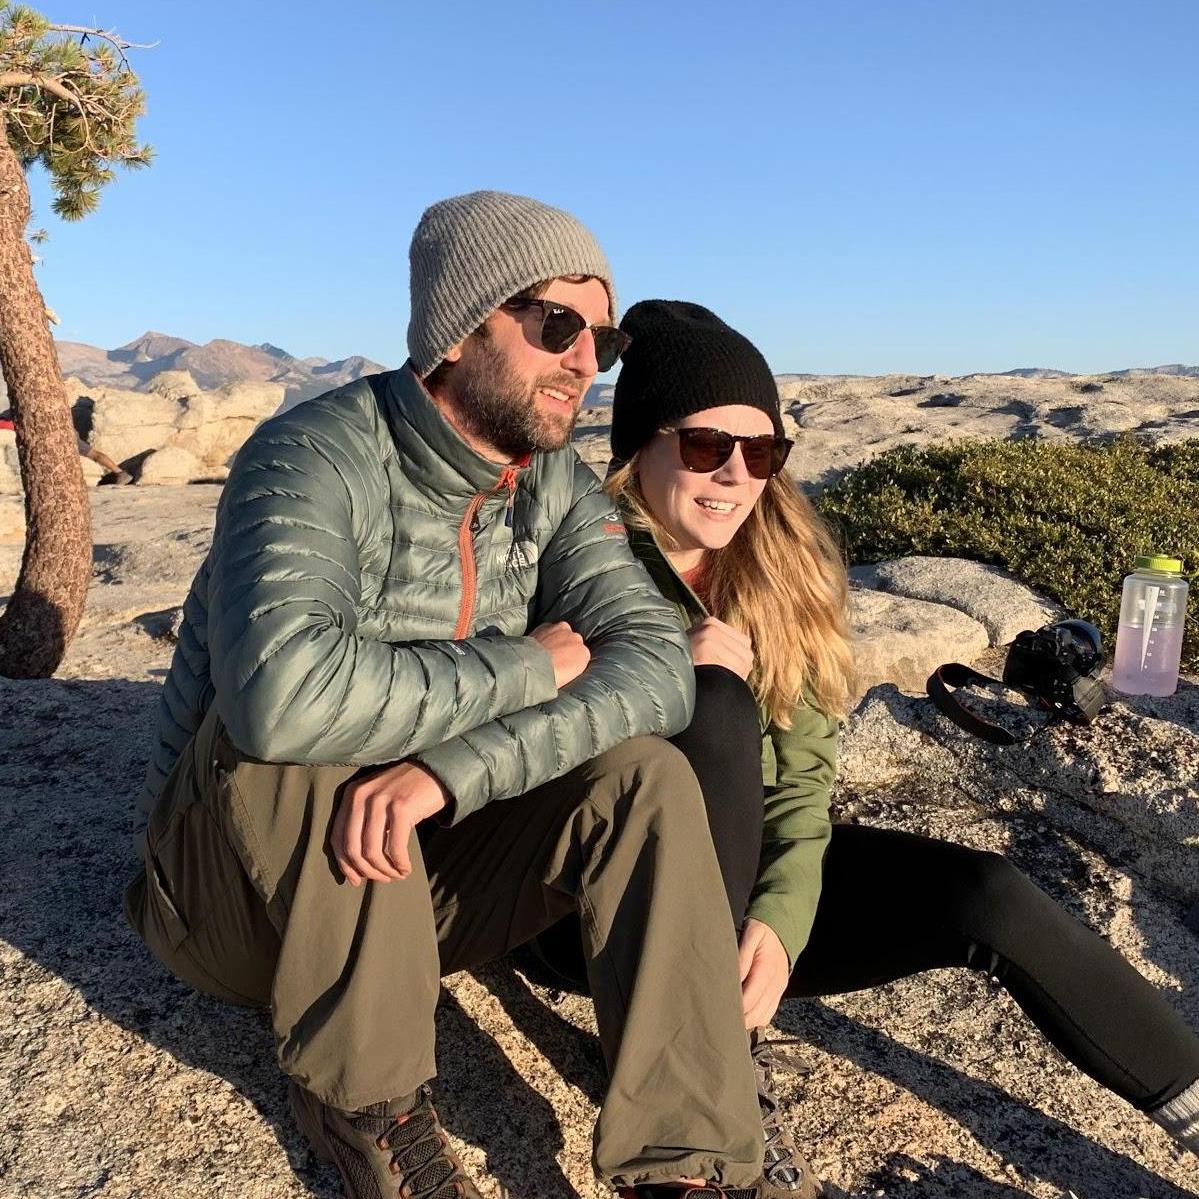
[610,300,784,463]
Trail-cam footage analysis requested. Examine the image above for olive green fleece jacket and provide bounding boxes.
[627,526,838,966]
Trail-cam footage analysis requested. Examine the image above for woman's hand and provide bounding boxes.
[331,761,449,886]
[687,616,754,679]
[738,917,790,1030]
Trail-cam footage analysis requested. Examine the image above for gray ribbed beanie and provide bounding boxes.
[407,190,617,377]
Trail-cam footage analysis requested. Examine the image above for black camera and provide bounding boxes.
[1002,619,1106,723]
[927,619,1107,745]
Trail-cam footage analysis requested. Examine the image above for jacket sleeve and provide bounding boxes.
[414,460,695,822]
[745,705,838,966]
[206,426,558,763]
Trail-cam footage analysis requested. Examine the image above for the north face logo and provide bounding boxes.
[505,540,539,569]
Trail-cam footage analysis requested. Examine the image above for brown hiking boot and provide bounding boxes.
[289,1079,484,1199]
[751,1033,823,1197]
[619,1185,815,1198]
[616,1037,823,1198]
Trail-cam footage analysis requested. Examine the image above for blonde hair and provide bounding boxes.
[606,459,855,724]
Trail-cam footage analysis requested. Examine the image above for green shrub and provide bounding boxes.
[815,435,1199,669]
[1148,438,1199,485]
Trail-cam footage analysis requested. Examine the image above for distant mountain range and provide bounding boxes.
[995,365,1199,380]
[49,331,389,409]
[0,331,1194,409]
[779,365,1199,382]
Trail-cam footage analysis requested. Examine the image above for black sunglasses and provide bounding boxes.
[502,298,632,372]
[664,426,793,480]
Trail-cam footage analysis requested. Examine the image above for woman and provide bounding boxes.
[533,300,1199,1198]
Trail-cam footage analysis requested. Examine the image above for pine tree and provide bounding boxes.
[0,3,149,676]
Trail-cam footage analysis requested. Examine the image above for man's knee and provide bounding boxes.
[581,735,705,825]
[585,732,690,773]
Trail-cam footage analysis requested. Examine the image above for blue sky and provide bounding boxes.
[25,0,1199,376]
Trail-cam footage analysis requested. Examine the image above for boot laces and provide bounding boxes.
[374,1088,470,1199]
[751,1036,808,1191]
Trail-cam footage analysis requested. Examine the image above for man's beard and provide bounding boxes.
[451,337,581,458]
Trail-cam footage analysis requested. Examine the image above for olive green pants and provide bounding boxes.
[124,707,764,1188]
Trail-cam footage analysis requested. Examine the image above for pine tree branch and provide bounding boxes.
[0,71,119,158]
[0,12,151,207]
[44,22,155,49]
[44,23,157,72]
[0,70,83,111]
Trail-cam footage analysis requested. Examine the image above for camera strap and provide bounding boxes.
[926,662,1037,746]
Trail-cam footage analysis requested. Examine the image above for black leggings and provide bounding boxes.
[534,666,1199,1113]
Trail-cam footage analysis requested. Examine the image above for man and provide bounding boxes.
[0,409,132,482]
[124,191,790,1198]
[76,431,132,483]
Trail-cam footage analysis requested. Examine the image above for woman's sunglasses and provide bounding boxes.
[664,426,793,480]
[502,298,632,372]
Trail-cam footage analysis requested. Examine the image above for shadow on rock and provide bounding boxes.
[1119,676,1199,741]
[859,1152,1042,1198]
[0,676,576,1197]
[474,957,606,1105]
[572,421,613,440]
[0,676,338,1194]
[435,984,584,1199]
[775,999,1195,1199]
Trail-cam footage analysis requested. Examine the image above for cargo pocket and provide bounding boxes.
[125,847,200,993]
[145,852,191,951]
[138,803,272,1007]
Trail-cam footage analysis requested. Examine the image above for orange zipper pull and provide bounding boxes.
[501,466,518,527]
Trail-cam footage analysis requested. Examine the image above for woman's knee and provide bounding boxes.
[960,848,1029,900]
[672,667,762,784]
[668,669,764,919]
[950,847,1045,950]
[689,665,760,738]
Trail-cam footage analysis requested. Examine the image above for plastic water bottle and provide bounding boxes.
[1111,554,1189,697]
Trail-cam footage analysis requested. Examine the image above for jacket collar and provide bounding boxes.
[380,363,527,503]
[625,521,709,618]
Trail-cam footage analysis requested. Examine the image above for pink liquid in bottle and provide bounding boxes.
[1112,621,1186,696]
[1110,555,1189,697]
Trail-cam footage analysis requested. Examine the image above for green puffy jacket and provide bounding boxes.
[139,367,695,825]
[626,526,838,966]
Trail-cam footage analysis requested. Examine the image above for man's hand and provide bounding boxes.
[530,621,590,688]
[331,761,449,886]
[687,616,754,680]
[738,917,791,1030]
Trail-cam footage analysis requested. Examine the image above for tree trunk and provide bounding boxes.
[0,134,91,677]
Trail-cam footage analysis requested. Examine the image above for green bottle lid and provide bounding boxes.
[1135,553,1184,573]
